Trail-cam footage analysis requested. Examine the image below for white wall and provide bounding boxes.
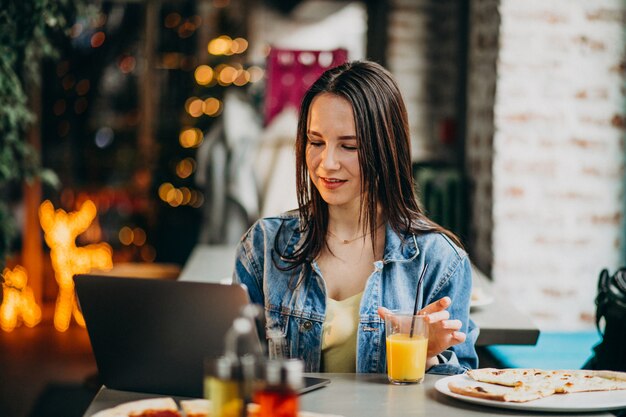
[467,0,626,330]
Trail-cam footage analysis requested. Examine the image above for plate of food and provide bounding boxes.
[470,287,494,309]
[90,397,343,417]
[435,368,626,412]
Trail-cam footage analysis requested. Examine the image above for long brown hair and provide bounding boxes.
[277,60,461,269]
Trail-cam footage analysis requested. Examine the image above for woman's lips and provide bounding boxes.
[320,177,347,190]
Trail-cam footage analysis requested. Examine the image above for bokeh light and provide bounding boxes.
[91,31,106,48]
[95,126,114,148]
[231,37,248,54]
[208,35,232,55]
[194,65,214,85]
[74,97,88,114]
[133,228,147,246]
[76,79,90,96]
[179,127,203,148]
[248,66,265,83]
[119,55,136,74]
[158,183,174,201]
[203,97,221,116]
[176,158,196,178]
[185,97,204,117]
[119,226,134,245]
[164,12,181,28]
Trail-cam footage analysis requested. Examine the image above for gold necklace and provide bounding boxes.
[327,224,383,244]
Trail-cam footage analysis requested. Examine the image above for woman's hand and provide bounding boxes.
[377,296,466,368]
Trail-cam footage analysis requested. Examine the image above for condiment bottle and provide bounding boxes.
[254,359,304,417]
[206,355,243,417]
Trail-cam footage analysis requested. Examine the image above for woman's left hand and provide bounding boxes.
[378,296,466,368]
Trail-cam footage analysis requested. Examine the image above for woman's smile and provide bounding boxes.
[319,176,348,189]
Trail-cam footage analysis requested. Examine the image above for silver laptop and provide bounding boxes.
[75,275,329,398]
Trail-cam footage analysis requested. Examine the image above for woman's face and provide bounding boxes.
[306,93,362,210]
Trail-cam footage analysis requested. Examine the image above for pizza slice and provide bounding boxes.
[550,370,626,394]
[467,368,626,394]
[180,399,210,417]
[455,368,626,403]
[467,368,550,388]
[448,381,553,402]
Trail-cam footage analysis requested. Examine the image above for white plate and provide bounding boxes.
[435,374,626,412]
[470,288,494,308]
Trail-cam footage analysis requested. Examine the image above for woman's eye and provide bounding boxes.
[308,140,323,147]
[343,145,358,151]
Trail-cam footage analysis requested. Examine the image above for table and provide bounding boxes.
[82,374,616,417]
[178,245,540,346]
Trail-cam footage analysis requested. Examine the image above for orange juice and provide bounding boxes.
[386,333,428,383]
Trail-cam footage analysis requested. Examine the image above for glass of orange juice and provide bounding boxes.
[385,312,429,384]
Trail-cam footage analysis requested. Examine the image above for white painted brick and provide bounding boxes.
[468,0,626,330]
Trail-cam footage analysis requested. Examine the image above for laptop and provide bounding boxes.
[75,275,329,398]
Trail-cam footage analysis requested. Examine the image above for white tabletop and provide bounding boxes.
[82,374,615,417]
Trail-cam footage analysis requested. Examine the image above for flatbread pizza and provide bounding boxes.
[448,368,626,403]
[91,398,344,417]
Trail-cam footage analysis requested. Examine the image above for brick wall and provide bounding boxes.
[387,0,462,162]
[467,0,626,330]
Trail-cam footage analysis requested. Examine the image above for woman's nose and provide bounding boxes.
[321,147,340,170]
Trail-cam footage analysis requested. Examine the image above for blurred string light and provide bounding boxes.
[184,95,225,118]
[91,31,106,48]
[62,74,76,91]
[179,127,203,148]
[159,52,196,70]
[177,20,196,38]
[39,200,113,332]
[76,79,90,96]
[207,35,248,56]
[164,12,181,28]
[91,12,107,29]
[118,55,136,74]
[70,22,84,38]
[0,266,42,332]
[74,97,88,115]
[203,97,221,116]
[118,225,148,247]
[133,228,147,246]
[176,158,196,179]
[158,183,204,208]
[95,126,114,148]
[185,97,204,117]
[194,65,214,85]
[194,64,264,87]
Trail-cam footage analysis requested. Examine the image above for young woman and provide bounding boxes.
[233,60,478,374]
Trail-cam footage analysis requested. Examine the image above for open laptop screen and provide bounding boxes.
[75,275,329,398]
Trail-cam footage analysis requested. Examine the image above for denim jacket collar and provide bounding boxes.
[382,224,420,264]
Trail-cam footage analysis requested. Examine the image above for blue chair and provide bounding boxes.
[486,331,602,369]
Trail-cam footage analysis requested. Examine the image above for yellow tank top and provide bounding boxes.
[321,291,363,372]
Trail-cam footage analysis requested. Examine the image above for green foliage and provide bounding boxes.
[0,0,82,268]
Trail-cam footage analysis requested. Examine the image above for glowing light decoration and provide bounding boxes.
[0,266,42,332]
[39,200,113,332]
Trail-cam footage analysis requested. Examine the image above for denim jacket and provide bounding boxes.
[233,212,479,374]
